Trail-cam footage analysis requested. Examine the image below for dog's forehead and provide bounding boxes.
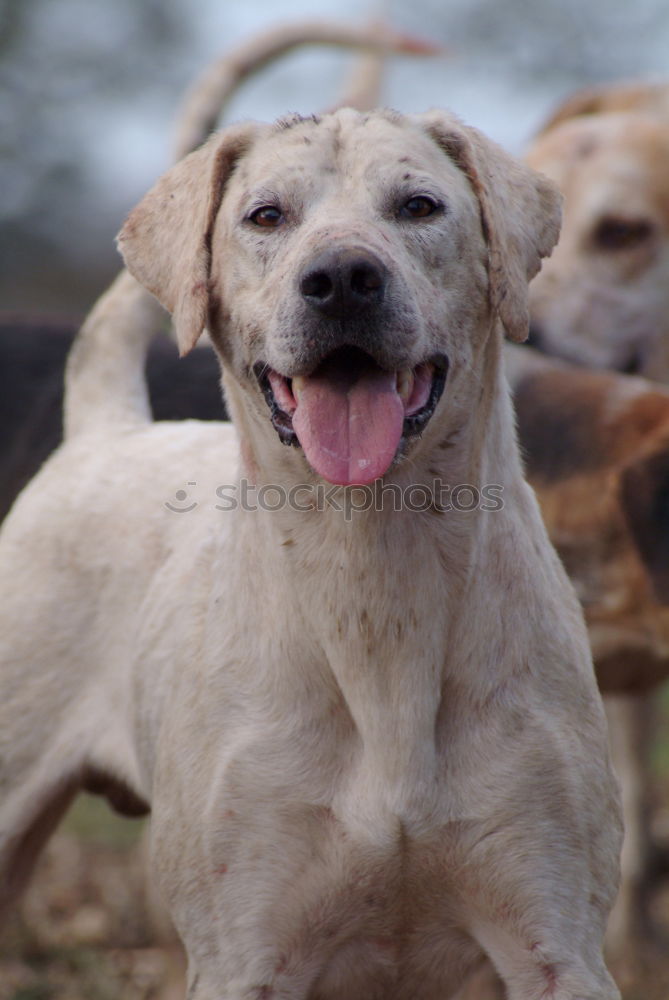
[234,109,469,197]
[562,127,669,223]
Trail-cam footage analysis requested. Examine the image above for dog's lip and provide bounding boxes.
[253,348,449,450]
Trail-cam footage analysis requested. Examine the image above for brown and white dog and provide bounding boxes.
[508,343,669,977]
[521,82,669,976]
[526,85,669,379]
[506,345,669,698]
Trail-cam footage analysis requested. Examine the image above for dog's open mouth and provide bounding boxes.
[254,347,448,486]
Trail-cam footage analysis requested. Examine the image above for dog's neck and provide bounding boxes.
[217,333,525,814]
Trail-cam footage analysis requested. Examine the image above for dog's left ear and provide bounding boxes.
[419,110,562,342]
[118,122,260,356]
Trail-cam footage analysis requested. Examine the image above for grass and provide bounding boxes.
[652,681,669,777]
[61,795,145,850]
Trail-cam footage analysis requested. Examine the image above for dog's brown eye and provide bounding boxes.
[249,206,284,228]
[592,216,654,251]
[401,196,439,219]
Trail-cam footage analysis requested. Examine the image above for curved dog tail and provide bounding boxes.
[64,19,439,438]
[173,19,440,160]
[63,270,164,438]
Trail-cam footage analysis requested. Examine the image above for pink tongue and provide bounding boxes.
[292,362,405,486]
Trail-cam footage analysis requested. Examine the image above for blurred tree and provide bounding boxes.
[0,0,198,311]
[417,0,669,84]
[2,0,669,314]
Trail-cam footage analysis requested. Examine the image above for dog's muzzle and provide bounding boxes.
[252,245,448,486]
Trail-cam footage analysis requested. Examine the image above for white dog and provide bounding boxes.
[0,107,621,1000]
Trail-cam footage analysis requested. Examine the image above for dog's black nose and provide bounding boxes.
[300,248,387,318]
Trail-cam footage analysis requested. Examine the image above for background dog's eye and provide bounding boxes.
[401,196,439,219]
[592,216,654,251]
[249,206,284,228]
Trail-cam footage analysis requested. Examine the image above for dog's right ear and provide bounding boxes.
[117,122,259,356]
[419,110,562,343]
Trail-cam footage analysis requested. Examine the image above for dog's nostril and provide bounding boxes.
[351,264,383,296]
[301,270,333,301]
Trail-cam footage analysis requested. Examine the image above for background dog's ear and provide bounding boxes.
[118,122,259,356]
[419,110,562,342]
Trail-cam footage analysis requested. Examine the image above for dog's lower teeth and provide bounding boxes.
[397,369,414,403]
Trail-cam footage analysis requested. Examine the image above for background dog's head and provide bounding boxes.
[526,108,669,378]
[119,107,560,486]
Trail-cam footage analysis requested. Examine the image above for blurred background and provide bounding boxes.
[3,2,669,998]
[3,0,669,318]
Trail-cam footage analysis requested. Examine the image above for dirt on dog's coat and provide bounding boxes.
[0,108,621,999]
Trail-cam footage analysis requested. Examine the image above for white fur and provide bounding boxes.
[0,108,621,999]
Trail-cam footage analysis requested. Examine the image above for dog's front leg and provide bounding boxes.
[471,921,620,999]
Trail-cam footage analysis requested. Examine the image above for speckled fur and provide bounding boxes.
[0,108,620,999]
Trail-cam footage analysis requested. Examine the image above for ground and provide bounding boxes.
[2,686,669,1000]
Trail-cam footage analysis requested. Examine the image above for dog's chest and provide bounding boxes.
[177,778,483,1000]
[154,518,488,994]
[279,820,481,1000]
[160,645,487,999]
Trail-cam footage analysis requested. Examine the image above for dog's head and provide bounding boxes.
[119,108,560,486]
[526,111,669,378]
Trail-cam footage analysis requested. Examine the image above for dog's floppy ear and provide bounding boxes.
[419,110,562,342]
[118,122,259,356]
